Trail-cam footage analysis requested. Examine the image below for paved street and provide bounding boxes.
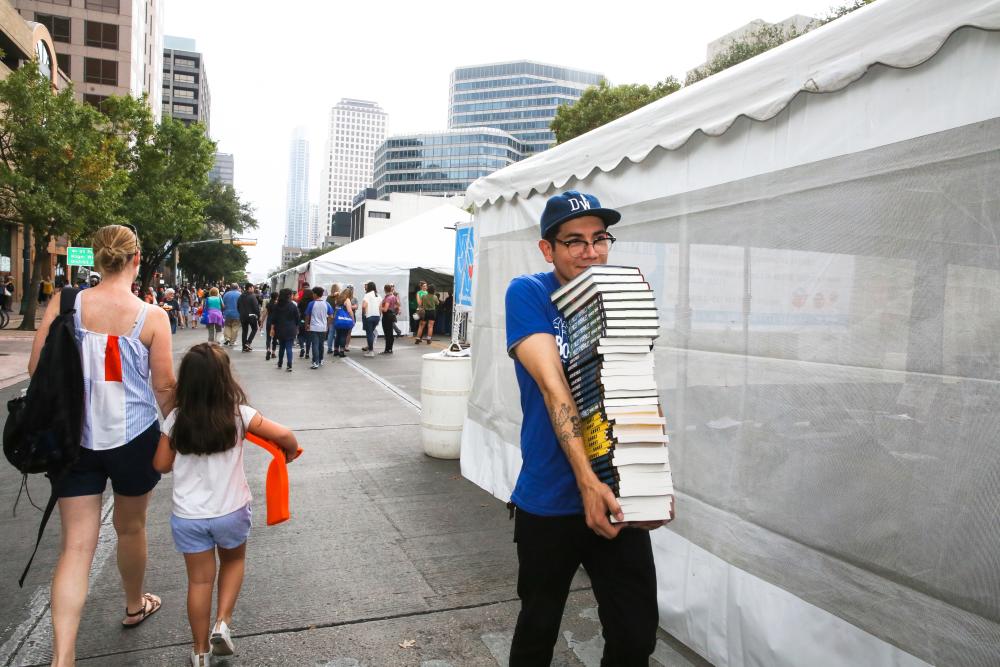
[0,326,706,666]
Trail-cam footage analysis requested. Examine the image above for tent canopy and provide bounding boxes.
[465,0,1000,208]
[460,1,1000,666]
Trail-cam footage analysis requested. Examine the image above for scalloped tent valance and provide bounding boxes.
[465,0,1000,208]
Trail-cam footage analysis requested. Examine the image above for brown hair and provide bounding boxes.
[92,225,139,275]
[209,287,219,297]
[169,343,249,456]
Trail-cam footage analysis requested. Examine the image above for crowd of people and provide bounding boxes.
[190,279,453,372]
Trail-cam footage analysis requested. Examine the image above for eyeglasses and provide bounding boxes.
[553,233,616,258]
[122,224,140,253]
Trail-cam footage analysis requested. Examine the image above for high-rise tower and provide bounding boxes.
[320,98,387,236]
[284,127,310,249]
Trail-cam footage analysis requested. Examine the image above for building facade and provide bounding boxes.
[209,152,233,186]
[161,35,209,132]
[448,60,603,154]
[0,1,72,305]
[373,128,526,200]
[14,0,163,114]
[320,98,386,236]
[349,188,391,242]
[284,127,310,248]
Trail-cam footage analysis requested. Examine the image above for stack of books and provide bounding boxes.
[552,265,674,522]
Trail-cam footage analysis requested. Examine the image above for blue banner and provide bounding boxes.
[454,224,474,310]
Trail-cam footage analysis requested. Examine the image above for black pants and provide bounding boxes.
[509,508,658,667]
[381,314,396,351]
[241,317,258,348]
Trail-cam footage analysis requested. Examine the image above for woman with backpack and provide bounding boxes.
[28,224,177,665]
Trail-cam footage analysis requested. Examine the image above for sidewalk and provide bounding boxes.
[0,327,708,666]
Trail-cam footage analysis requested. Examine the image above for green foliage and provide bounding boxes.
[685,0,876,86]
[0,61,126,328]
[551,78,681,144]
[116,117,216,290]
[177,182,258,284]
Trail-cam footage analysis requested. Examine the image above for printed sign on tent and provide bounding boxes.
[453,223,474,312]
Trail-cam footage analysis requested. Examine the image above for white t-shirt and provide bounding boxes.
[162,405,257,519]
[362,292,381,317]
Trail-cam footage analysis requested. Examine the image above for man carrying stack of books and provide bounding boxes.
[505,190,674,666]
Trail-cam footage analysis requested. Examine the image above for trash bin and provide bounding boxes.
[420,347,472,459]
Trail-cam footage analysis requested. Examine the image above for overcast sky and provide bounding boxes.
[163,0,843,278]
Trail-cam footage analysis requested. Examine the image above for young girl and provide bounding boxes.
[153,343,299,667]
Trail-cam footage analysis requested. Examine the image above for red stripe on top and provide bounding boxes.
[104,335,123,382]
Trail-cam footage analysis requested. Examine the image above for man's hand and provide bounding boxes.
[581,478,624,539]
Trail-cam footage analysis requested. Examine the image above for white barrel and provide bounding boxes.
[420,351,472,459]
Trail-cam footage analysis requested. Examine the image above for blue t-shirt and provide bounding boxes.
[222,290,240,319]
[505,271,581,516]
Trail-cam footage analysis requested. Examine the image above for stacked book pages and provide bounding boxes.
[551,265,674,522]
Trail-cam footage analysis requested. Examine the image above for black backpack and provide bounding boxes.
[3,287,84,586]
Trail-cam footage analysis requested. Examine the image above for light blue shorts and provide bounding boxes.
[170,504,251,553]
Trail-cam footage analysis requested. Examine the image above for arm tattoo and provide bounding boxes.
[550,402,583,454]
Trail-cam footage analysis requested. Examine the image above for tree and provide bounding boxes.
[177,181,258,284]
[685,0,877,85]
[117,117,216,291]
[551,78,681,144]
[0,61,126,330]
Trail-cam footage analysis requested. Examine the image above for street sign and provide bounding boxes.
[232,239,257,246]
[0,256,9,272]
[453,223,474,312]
[67,246,94,266]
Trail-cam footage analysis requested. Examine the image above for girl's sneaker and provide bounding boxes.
[211,620,235,656]
[190,651,210,667]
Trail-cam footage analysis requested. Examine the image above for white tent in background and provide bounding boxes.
[460,1,1000,666]
[271,204,470,333]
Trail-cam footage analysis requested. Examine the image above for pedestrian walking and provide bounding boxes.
[220,284,240,346]
[237,283,261,352]
[361,282,381,358]
[296,282,311,360]
[415,284,439,344]
[268,288,299,371]
[380,283,400,354]
[331,288,355,357]
[28,224,176,665]
[343,285,358,351]
[162,288,179,334]
[325,283,341,354]
[304,286,334,369]
[153,342,299,667]
[190,287,200,330]
[178,286,191,329]
[260,291,278,361]
[203,287,225,343]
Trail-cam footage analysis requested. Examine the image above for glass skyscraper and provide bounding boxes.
[373,128,526,200]
[284,127,310,248]
[448,61,604,154]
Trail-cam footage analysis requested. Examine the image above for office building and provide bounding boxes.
[686,15,818,82]
[284,127,309,248]
[373,128,526,200]
[308,203,321,249]
[162,35,209,132]
[448,60,603,154]
[0,0,71,305]
[320,98,387,235]
[14,0,164,115]
[349,188,390,242]
[209,152,233,186]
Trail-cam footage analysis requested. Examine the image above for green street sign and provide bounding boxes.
[67,246,94,267]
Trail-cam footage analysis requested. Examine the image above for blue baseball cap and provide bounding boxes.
[540,190,621,239]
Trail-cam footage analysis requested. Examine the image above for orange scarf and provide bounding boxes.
[245,433,302,525]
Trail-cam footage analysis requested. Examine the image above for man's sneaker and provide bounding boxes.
[210,620,235,656]
[265,351,271,361]
[286,366,293,372]
[299,349,305,358]
[364,351,375,358]
[310,363,318,369]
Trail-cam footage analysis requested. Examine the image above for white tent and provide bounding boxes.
[271,204,470,333]
[460,1,1000,666]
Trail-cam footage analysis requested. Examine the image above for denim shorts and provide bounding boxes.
[53,421,161,498]
[170,504,251,553]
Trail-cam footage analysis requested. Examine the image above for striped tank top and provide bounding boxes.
[74,292,159,451]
